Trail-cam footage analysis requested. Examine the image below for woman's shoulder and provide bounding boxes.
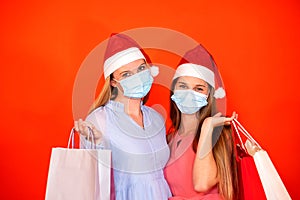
[86,106,107,123]
[85,106,108,133]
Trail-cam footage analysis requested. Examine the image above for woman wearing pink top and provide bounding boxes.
[164,44,239,200]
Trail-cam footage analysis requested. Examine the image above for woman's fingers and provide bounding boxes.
[229,111,236,121]
[74,120,101,139]
[224,111,237,125]
[202,111,239,132]
[74,119,90,137]
[212,111,238,126]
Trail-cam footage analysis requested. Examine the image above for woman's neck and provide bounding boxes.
[115,97,144,127]
[124,99,142,116]
[178,113,200,136]
[115,96,142,114]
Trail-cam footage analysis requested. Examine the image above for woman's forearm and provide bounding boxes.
[192,118,218,192]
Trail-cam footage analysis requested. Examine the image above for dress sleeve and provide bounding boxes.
[80,107,107,149]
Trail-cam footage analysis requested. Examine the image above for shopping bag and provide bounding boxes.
[254,150,291,200]
[232,119,291,200]
[233,120,266,200]
[45,128,112,200]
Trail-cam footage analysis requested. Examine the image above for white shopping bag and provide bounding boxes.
[253,150,291,200]
[45,128,112,200]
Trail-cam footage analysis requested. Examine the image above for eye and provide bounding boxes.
[178,84,188,89]
[137,64,146,72]
[195,87,204,92]
[121,72,133,78]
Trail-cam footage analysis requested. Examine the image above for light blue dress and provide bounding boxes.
[81,101,171,200]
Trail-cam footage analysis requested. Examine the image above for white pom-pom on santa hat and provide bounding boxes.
[173,44,226,99]
[103,33,151,79]
[150,66,159,77]
[214,87,226,99]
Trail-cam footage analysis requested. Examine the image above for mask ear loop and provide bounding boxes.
[205,85,212,100]
[205,89,210,100]
[113,77,122,83]
[111,78,124,95]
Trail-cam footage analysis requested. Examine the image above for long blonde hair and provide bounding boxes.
[169,78,239,200]
[88,75,114,113]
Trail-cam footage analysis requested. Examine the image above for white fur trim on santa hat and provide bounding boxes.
[104,47,145,79]
[150,66,159,77]
[173,63,215,88]
[214,87,226,99]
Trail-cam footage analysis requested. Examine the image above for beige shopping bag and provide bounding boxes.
[45,128,111,200]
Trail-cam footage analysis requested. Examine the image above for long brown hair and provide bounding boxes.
[169,78,239,200]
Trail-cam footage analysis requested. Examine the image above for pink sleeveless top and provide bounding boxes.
[164,132,222,200]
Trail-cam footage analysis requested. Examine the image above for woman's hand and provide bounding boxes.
[203,111,237,130]
[74,119,102,144]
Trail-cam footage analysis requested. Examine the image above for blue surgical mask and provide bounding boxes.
[116,69,154,98]
[171,90,208,114]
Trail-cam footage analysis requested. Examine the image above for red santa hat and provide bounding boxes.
[103,33,157,79]
[173,44,226,99]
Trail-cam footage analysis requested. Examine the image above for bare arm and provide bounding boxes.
[193,112,237,192]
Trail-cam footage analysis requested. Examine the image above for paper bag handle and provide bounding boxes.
[232,119,246,151]
[232,119,262,151]
[68,127,95,149]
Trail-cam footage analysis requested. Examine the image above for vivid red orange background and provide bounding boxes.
[1,0,300,199]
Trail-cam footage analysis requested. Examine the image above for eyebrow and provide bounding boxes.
[195,84,207,87]
[178,82,207,87]
[119,62,147,75]
[139,62,146,66]
[178,81,187,85]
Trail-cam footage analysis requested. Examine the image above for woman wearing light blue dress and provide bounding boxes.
[74,33,171,200]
